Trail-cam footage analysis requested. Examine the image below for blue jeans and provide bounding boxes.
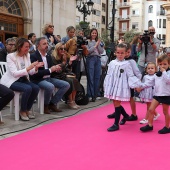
[86,55,101,97]
[37,78,70,105]
[10,81,39,111]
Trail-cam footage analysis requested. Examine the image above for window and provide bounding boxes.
[93,0,101,4]
[102,16,105,24]
[94,10,101,16]
[102,3,106,12]
[96,22,100,28]
[163,19,166,28]
[159,19,161,28]
[148,20,153,27]
[122,9,127,19]
[76,16,80,23]
[132,22,138,29]
[162,34,166,45]
[148,5,153,13]
[122,22,127,31]
[160,5,165,15]
[0,0,21,16]
[132,9,139,16]
[0,22,17,32]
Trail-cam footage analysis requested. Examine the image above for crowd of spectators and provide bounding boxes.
[0,24,170,123]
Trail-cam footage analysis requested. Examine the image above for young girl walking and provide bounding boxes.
[137,62,160,124]
[107,43,142,123]
[104,43,141,132]
[140,54,170,134]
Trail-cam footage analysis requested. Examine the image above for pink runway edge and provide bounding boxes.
[0,102,170,170]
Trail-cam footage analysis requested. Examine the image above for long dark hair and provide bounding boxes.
[89,28,98,41]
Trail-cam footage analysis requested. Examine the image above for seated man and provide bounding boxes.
[30,37,70,114]
[0,38,16,62]
[0,84,14,123]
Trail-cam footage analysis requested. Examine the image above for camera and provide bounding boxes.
[140,30,150,44]
[76,36,88,49]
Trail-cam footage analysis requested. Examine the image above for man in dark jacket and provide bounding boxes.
[30,37,70,114]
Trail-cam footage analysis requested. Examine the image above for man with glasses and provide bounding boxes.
[0,38,16,62]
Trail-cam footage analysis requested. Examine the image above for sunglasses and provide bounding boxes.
[8,44,15,46]
[59,48,66,51]
[48,25,54,28]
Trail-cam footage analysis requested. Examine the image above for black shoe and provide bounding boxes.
[107,124,119,132]
[107,113,115,119]
[140,125,153,132]
[127,114,138,121]
[158,127,170,134]
[119,118,126,125]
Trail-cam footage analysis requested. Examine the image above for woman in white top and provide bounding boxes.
[0,38,43,121]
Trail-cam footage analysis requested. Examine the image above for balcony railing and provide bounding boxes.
[117,15,130,20]
[118,2,130,7]
[118,28,129,33]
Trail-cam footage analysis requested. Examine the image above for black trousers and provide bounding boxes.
[0,84,14,111]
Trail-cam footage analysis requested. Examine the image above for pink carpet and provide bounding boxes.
[0,102,170,170]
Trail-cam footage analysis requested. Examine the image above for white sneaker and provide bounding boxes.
[140,119,148,124]
[96,97,101,100]
[154,113,160,121]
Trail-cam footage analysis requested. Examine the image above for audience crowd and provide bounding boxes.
[0,24,170,134]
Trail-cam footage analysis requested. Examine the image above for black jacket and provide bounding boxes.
[30,50,54,82]
[0,48,7,62]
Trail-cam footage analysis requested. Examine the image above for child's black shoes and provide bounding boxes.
[107,124,119,132]
[140,125,153,132]
[158,127,170,134]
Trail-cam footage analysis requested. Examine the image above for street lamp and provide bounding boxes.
[76,0,94,22]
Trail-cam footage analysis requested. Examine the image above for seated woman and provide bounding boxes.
[51,42,81,109]
[0,38,44,121]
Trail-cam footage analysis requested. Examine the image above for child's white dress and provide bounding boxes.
[104,59,141,101]
[139,74,154,102]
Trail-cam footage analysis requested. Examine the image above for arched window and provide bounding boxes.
[148,5,153,13]
[148,20,153,27]
[0,0,21,16]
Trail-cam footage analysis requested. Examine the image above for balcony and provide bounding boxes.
[117,15,130,21]
[157,10,165,16]
[118,28,129,33]
[118,2,130,8]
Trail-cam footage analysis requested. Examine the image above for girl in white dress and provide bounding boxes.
[138,62,160,124]
[104,43,141,132]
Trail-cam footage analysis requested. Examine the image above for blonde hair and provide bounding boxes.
[42,23,53,35]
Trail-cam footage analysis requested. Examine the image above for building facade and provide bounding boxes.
[0,0,76,43]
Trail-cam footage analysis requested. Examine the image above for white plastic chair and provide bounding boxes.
[0,62,7,121]
[0,111,2,122]
[38,89,44,114]
[0,62,21,120]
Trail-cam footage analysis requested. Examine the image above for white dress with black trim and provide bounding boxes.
[104,59,141,101]
[139,74,154,102]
